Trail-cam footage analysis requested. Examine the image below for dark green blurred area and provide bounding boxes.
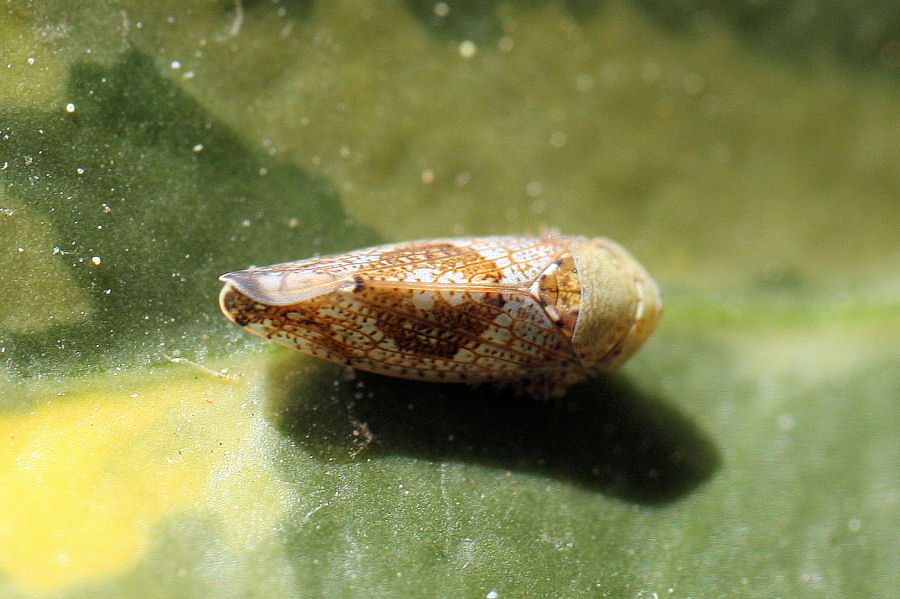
[406,0,900,73]
[1,51,378,375]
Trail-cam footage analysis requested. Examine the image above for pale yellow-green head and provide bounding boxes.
[568,237,662,371]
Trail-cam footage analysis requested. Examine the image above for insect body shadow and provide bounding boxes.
[266,355,720,505]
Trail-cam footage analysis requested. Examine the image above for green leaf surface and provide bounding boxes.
[2,1,898,598]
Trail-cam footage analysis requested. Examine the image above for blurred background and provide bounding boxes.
[1,1,898,597]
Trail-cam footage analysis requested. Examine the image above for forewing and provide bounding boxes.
[220,237,582,382]
[356,237,569,285]
[223,237,572,304]
[257,287,578,383]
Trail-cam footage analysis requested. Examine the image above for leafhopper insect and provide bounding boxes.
[219,235,661,395]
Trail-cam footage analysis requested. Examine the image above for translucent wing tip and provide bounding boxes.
[219,265,344,305]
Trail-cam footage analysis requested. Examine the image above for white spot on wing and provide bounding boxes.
[414,267,438,282]
[437,270,467,284]
[441,290,466,306]
[412,292,435,310]
[479,247,509,260]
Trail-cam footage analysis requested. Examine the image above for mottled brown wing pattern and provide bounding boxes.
[250,237,565,286]
[220,237,585,383]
